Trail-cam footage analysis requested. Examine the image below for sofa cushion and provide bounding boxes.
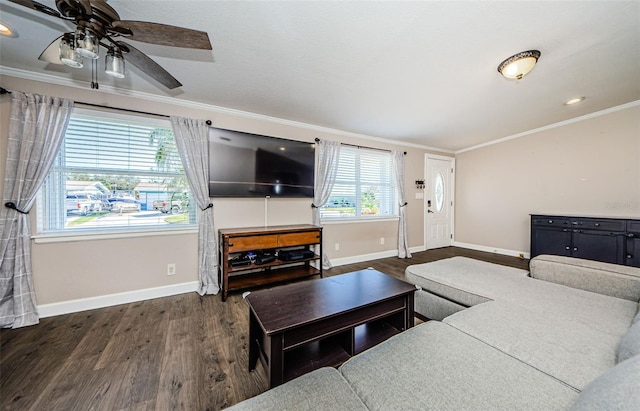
[224,367,368,411]
[570,355,640,411]
[617,320,640,363]
[404,257,528,307]
[414,287,466,321]
[530,255,640,302]
[508,277,637,336]
[406,258,638,336]
[444,300,620,390]
[339,321,579,411]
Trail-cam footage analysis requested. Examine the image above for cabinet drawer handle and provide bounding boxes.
[627,254,633,259]
[594,223,600,227]
[565,246,570,250]
[228,242,234,247]
[548,220,553,224]
[573,247,578,251]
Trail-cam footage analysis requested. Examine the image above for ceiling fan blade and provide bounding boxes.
[112,20,212,50]
[78,0,92,16]
[117,41,182,89]
[38,35,64,65]
[7,0,63,18]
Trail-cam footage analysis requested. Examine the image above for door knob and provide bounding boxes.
[427,210,434,213]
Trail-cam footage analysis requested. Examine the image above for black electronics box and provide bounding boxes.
[255,252,276,265]
[229,254,251,267]
[278,249,315,261]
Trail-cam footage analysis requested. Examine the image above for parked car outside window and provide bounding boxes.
[66,194,102,215]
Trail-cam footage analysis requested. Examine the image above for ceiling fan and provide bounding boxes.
[8,0,212,89]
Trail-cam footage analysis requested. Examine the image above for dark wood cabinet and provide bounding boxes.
[627,221,640,267]
[218,224,323,301]
[531,215,639,267]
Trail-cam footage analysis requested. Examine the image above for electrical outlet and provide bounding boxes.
[335,243,340,251]
[380,237,385,245]
[167,263,176,276]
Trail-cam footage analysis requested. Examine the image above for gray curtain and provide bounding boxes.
[392,150,412,258]
[0,92,73,328]
[170,116,218,295]
[312,140,341,268]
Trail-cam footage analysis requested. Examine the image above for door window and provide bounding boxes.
[435,172,444,212]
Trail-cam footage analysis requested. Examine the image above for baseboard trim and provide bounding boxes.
[453,241,530,259]
[329,245,426,267]
[37,281,200,318]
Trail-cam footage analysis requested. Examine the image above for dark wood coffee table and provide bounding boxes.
[246,269,416,388]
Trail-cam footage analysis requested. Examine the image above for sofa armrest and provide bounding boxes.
[529,255,640,302]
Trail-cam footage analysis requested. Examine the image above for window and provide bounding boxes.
[320,146,397,220]
[37,109,196,234]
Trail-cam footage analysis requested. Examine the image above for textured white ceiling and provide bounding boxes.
[1,1,639,151]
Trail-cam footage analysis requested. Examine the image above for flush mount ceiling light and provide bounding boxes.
[0,21,17,37]
[497,50,541,80]
[565,97,586,105]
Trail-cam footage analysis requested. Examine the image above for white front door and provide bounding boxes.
[425,156,454,249]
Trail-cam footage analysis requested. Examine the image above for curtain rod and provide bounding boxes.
[314,137,407,155]
[0,87,212,125]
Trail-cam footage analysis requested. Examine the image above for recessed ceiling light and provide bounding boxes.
[0,21,17,37]
[565,97,586,105]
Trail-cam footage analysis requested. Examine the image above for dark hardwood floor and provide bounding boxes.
[0,247,528,411]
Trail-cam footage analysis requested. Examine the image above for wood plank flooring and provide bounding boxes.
[0,247,528,411]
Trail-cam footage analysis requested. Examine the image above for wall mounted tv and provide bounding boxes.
[208,127,315,198]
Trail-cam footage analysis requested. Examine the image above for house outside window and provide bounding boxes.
[320,146,398,220]
[37,109,196,234]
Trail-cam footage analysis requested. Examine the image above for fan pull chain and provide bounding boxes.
[91,59,99,89]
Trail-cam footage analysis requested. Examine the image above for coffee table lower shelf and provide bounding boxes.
[283,319,400,381]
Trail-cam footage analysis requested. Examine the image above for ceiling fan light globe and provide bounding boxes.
[105,52,125,79]
[61,55,83,68]
[59,35,83,68]
[75,28,99,59]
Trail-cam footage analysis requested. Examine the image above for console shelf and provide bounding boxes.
[219,224,323,301]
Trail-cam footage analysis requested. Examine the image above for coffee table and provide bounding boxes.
[246,269,417,388]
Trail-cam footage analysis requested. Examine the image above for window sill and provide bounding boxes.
[320,216,399,225]
[32,226,199,244]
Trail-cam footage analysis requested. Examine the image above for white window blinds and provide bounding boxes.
[38,110,196,233]
[320,146,397,219]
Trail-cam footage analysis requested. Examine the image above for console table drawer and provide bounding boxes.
[572,219,625,231]
[278,231,321,247]
[532,217,570,227]
[229,235,278,252]
[627,221,640,233]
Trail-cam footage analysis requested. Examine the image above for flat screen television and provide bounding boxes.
[208,127,315,198]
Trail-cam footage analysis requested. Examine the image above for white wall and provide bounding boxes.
[0,75,448,309]
[454,104,640,256]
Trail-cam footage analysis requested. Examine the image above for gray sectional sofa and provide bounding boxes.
[228,255,640,410]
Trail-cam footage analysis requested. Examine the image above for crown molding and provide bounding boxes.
[9,66,631,157]
[0,66,453,154]
[456,99,640,154]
